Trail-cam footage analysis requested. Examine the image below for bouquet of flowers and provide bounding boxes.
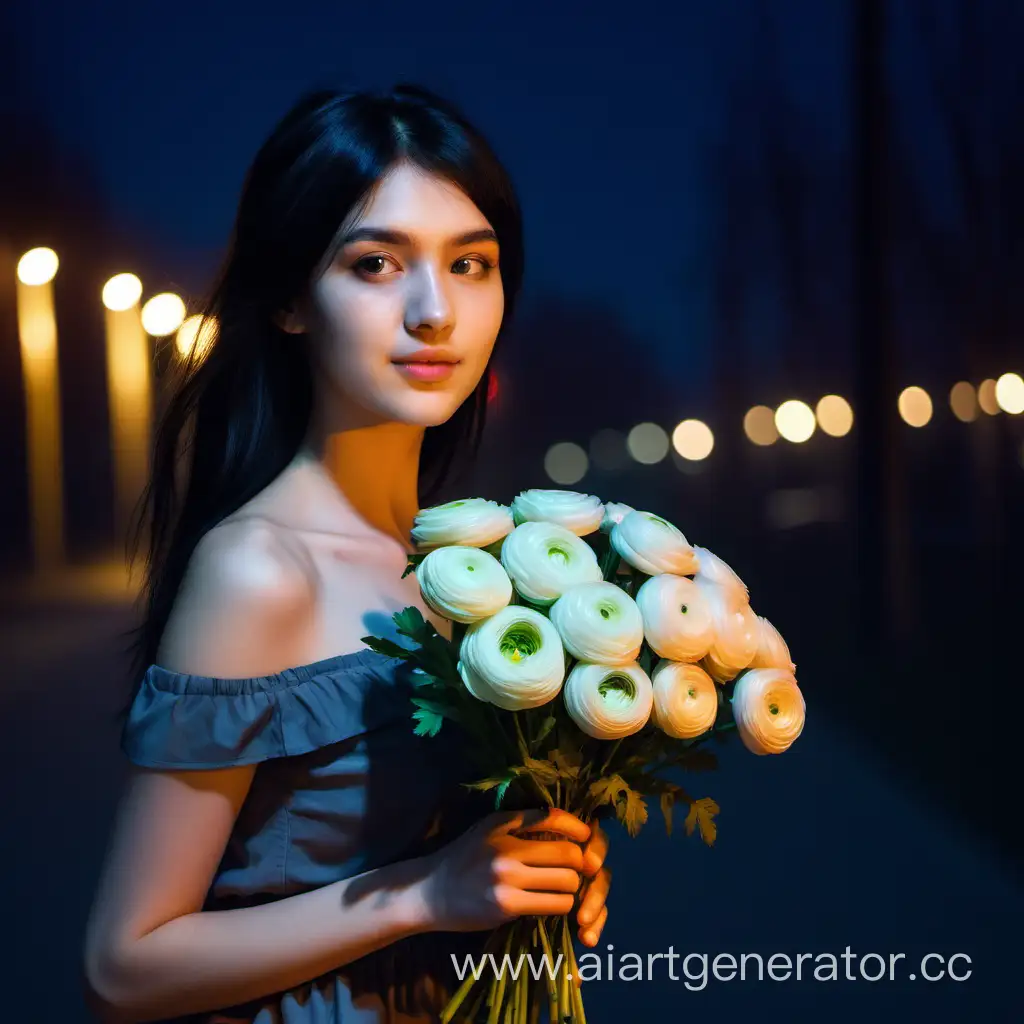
[363,489,805,1023]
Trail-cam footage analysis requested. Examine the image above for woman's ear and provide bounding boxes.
[274,305,306,335]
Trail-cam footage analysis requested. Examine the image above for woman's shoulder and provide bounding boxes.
[156,515,319,680]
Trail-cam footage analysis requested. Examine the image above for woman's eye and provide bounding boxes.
[451,256,492,277]
[355,255,399,277]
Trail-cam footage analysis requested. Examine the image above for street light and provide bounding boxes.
[16,247,64,569]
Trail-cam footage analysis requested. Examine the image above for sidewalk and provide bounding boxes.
[0,555,141,612]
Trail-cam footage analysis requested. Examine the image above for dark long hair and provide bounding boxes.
[120,84,524,701]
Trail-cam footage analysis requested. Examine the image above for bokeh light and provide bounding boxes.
[978,379,999,415]
[102,273,143,311]
[949,381,978,423]
[17,247,59,286]
[775,400,816,443]
[544,442,588,485]
[627,422,670,464]
[898,386,933,427]
[994,372,1024,415]
[815,394,854,437]
[744,405,778,446]
[175,314,218,360]
[671,419,714,460]
[141,293,187,337]
[589,428,629,472]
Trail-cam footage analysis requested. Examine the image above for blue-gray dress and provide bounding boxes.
[122,648,491,1023]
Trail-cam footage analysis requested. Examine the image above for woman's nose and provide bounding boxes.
[404,267,453,339]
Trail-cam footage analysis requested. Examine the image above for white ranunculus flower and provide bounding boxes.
[693,545,749,610]
[458,606,565,710]
[731,668,805,755]
[412,498,514,551]
[600,502,635,534]
[749,615,796,673]
[510,489,605,537]
[562,662,654,739]
[697,580,759,682]
[500,521,603,606]
[650,661,718,739]
[611,510,699,576]
[549,582,644,665]
[634,574,714,662]
[417,546,513,624]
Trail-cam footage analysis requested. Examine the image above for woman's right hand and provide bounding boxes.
[418,807,591,933]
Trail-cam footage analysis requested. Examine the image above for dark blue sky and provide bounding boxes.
[12,0,847,393]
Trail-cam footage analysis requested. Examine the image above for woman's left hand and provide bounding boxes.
[576,820,610,947]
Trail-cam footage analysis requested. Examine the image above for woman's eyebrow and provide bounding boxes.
[340,227,498,247]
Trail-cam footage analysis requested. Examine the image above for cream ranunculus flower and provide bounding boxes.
[549,581,644,665]
[599,502,634,534]
[693,545,749,610]
[500,521,603,606]
[458,606,565,710]
[611,510,699,576]
[562,662,654,739]
[634,573,714,662]
[650,661,718,739]
[417,546,513,624]
[698,579,759,682]
[412,498,514,551]
[749,615,796,673]
[510,489,605,537]
[731,668,805,755]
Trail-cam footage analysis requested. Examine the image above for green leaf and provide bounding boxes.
[529,715,557,752]
[684,797,720,846]
[660,792,675,836]
[410,697,458,737]
[643,780,696,836]
[463,767,526,808]
[638,643,655,677]
[599,546,622,581]
[360,635,414,660]
[620,787,648,837]
[402,553,428,579]
[587,774,630,809]
[521,756,560,785]
[548,746,581,780]
[394,606,430,640]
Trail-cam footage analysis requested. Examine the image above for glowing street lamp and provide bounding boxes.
[16,248,64,569]
[671,418,714,460]
[744,405,778,446]
[103,273,151,540]
[775,400,816,443]
[141,292,186,337]
[898,386,932,427]
[994,372,1024,415]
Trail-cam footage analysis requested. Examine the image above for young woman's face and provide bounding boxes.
[303,161,504,429]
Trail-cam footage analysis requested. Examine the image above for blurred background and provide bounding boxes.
[1,0,1021,1020]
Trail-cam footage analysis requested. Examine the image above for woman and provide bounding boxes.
[82,84,611,1023]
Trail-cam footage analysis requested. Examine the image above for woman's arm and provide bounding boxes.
[84,520,441,1022]
[83,764,437,1023]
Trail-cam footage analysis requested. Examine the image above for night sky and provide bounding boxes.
[9,0,849,393]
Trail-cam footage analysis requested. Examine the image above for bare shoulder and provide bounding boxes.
[156,516,319,678]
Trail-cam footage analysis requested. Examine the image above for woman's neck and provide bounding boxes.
[297,420,424,552]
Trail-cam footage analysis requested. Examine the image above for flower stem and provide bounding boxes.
[487,925,514,1024]
[534,917,560,1023]
[599,737,623,776]
[514,713,553,807]
[563,919,587,1024]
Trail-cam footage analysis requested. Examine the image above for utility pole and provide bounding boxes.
[852,0,915,649]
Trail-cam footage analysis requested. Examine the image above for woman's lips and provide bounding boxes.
[392,360,459,382]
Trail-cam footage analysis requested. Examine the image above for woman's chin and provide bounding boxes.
[381,390,468,428]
